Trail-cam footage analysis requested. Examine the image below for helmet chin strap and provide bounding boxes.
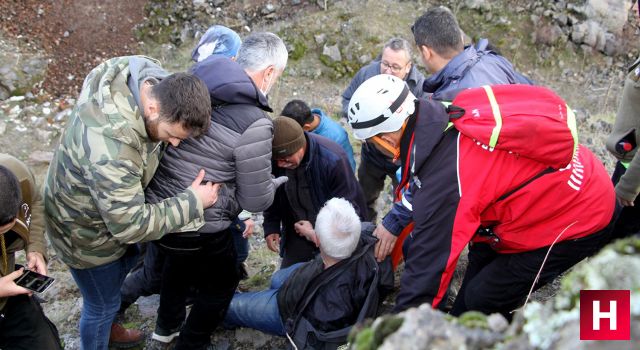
[371,119,409,162]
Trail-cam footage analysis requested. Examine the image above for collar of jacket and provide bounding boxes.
[422,44,480,93]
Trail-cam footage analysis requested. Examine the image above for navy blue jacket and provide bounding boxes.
[263,133,367,265]
[382,39,533,236]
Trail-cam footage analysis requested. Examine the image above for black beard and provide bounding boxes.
[143,116,160,142]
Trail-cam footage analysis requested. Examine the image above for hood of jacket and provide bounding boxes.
[190,55,273,112]
[76,56,166,151]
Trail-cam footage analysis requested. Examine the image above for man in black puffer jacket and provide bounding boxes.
[141,32,289,350]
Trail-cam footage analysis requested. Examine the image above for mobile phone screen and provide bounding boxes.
[15,270,55,293]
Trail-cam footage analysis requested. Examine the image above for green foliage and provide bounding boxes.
[352,327,374,350]
[457,311,490,330]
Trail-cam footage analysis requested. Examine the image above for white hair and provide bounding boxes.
[236,32,288,72]
[315,198,361,260]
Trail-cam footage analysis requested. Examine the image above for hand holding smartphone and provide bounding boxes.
[14,269,55,293]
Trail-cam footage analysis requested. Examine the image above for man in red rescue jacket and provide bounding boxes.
[346,74,617,318]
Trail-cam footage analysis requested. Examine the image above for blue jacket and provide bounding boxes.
[310,108,356,171]
[263,133,367,265]
[382,39,533,236]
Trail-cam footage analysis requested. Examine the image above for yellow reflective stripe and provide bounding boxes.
[483,85,502,148]
[445,122,454,131]
[622,161,630,169]
[566,105,579,157]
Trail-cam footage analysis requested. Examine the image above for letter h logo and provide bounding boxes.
[580,290,630,340]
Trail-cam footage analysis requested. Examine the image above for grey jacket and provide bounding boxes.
[145,56,276,234]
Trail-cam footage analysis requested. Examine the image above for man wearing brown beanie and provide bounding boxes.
[263,117,368,267]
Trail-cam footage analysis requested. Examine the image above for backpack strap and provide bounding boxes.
[496,167,556,202]
[286,245,375,348]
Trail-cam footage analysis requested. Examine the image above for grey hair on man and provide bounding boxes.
[383,37,413,61]
[236,32,288,72]
[315,197,362,260]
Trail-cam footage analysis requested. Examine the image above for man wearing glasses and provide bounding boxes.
[341,38,426,223]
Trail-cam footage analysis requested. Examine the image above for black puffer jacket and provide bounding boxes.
[145,56,276,234]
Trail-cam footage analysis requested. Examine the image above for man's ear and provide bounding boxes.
[302,124,313,131]
[145,97,160,121]
[419,45,431,61]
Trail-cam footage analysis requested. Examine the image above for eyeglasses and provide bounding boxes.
[381,61,409,73]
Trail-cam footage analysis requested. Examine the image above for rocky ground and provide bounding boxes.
[1,0,639,349]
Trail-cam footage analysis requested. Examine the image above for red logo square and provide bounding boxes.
[580,290,630,340]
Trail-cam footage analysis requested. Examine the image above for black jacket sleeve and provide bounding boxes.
[393,130,461,312]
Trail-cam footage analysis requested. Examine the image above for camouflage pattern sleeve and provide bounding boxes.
[26,172,47,260]
[86,158,204,243]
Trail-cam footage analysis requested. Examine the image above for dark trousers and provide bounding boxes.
[0,294,62,350]
[450,216,616,320]
[357,152,399,222]
[157,230,240,350]
[120,219,249,315]
[610,161,640,240]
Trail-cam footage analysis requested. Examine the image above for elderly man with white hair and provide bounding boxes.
[224,198,392,347]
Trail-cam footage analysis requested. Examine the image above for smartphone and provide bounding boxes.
[15,269,55,293]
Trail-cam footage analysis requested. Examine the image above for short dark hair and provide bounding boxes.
[151,72,212,137]
[0,165,21,226]
[280,100,313,127]
[412,6,464,58]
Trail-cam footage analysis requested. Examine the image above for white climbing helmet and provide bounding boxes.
[347,74,416,140]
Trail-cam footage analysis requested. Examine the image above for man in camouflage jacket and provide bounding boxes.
[43,56,217,350]
[0,154,61,349]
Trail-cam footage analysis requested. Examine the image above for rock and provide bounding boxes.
[0,120,6,135]
[534,23,564,45]
[0,37,46,100]
[378,305,503,349]
[314,33,326,45]
[487,313,509,333]
[322,44,342,62]
[464,0,491,11]
[212,0,225,6]
[262,3,277,15]
[234,328,271,348]
[28,150,54,163]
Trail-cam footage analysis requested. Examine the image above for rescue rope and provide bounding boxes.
[519,220,578,313]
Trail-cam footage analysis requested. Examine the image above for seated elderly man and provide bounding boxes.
[225,198,391,345]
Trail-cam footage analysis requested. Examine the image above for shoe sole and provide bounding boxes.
[151,331,180,343]
[109,339,145,349]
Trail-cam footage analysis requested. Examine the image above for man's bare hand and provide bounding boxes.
[27,252,47,275]
[242,219,255,238]
[373,224,397,262]
[0,269,31,298]
[295,220,319,247]
[266,233,281,253]
[191,169,221,208]
[617,194,635,207]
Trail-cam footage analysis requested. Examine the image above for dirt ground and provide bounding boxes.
[0,0,147,97]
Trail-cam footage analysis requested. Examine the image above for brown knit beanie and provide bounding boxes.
[272,116,306,157]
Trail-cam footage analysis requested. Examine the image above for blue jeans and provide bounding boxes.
[230,218,249,264]
[224,263,303,336]
[70,247,138,350]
